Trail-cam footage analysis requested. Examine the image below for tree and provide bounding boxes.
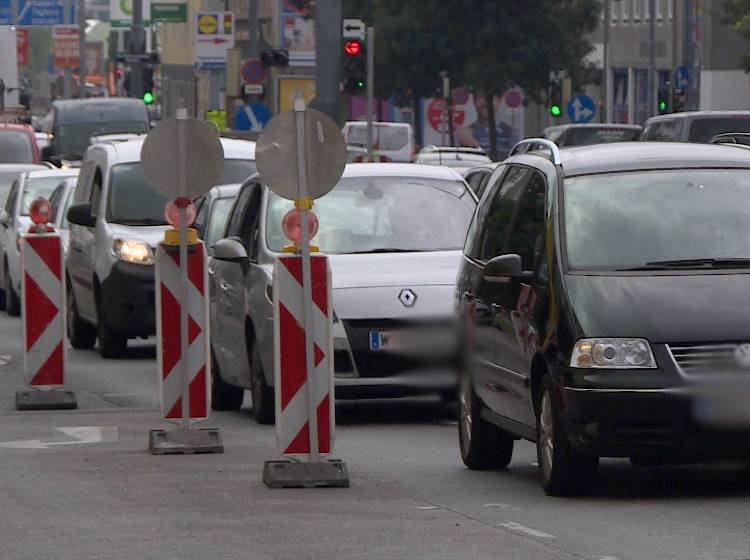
[723,0,750,71]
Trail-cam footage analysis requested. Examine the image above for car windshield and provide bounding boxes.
[0,130,33,163]
[346,125,410,150]
[59,183,75,228]
[564,169,750,271]
[219,159,257,185]
[21,176,67,215]
[417,154,491,167]
[206,196,234,248]
[57,121,149,158]
[688,117,750,143]
[107,163,169,225]
[561,127,641,146]
[265,176,475,254]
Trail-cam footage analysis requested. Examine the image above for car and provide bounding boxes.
[0,123,40,164]
[0,168,78,315]
[42,98,151,167]
[208,164,477,422]
[641,110,750,143]
[65,137,257,358]
[35,132,50,152]
[542,123,642,146]
[456,138,750,496]
[415,146,492,172]
[193,183,241,254]
[343,122,415,163]
[463,162,501,199]
[48,176,77,257]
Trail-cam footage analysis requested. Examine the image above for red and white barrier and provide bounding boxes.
[273,253,334,459]
[21,231,65,386]
[155,241,210,421]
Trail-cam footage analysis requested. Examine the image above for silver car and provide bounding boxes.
[209,163,477,423]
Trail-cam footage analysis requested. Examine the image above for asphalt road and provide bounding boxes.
[0,313,749,560]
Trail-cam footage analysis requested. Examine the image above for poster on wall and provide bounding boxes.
[280,0,315,66]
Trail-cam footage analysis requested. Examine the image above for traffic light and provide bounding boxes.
[343,39,365,94]
[260,49,289,67]
[657,83,671,114]
[549,77,563,118]
[142,67,154,105]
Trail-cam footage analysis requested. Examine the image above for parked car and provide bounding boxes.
[463,162,502,199]
[65,137,257,358]
[542,123,642,146]
[415,146,492,173]
[209,164,477,422]
[456,139,750,496]
[49,176,77,257]
[194,183,241,254]
[343,122,415,163]
[0,168,78,315]
[641,110,750,143]
[0,123,40,164]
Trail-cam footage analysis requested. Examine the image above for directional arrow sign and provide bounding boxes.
[343,18,365,40]
[0,426,119,449]
[566,94,596,123]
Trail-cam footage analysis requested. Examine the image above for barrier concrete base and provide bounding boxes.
[148,427,224,455]
[263,459,350,488]
[15,388,77,410]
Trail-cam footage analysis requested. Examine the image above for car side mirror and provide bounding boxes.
[0,210,8,227]
[212,237,248,263]
[67,202,96,228]
[483,254,531,282]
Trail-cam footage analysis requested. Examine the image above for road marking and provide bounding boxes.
[0,426,119,449]
[415,506,441,510]
[593,557,623,560]
[0,354,12,365]
[498,522,555,539]
[484,502,519,511]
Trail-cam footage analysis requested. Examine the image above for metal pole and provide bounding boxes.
[247,0,259,58]
[647,0,656,118]
[62,0,74,99]
[366,26,374,161]
[602,0,609,122]
[176,102,190,431]
[293,95,319,463]
[11,0,18,26]
[439,71,449,146]
[130,0,145,99]
[310,0,342,124]
[77,0,86,97]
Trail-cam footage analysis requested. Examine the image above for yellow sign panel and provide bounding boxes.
[198,13,218,34]
[278,77,316,113]
[205,110,226,132]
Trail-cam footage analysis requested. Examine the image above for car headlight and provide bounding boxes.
[113,239,153,265]
[571,338,656,369]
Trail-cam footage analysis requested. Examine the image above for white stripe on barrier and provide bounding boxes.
[24,312,63,381]
[23,240,61,305]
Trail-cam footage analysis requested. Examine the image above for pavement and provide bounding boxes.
[0,313,749,559]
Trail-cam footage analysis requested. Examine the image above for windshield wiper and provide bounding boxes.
[349,248,429,254]
[111,218,168,226]
[619,258,750,271]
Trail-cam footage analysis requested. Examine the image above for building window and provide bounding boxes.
[621,0,630,23]
[668,0,674,21]
[610,0,619,25]
[644,0,650,23]
[613,68,630,124]
[633,0,641,22]
[656,0,664,23]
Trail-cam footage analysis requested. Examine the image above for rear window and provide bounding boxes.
[688,117,750,143]
[56,102,148,124]
[0,130,33,163]
[642,119,683,141]
[218,159,257,185]
[561,127,641,146]
[346,124,410,151]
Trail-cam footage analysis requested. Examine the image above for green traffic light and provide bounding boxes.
[658,101,667,112]
[143,91,155,105]
[357,80,365,89]
[550,105,562,117]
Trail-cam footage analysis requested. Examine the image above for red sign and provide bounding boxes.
[16,29,28,66]
[52,25,80,69]
[426,98,466,134]
[504,88,524,110]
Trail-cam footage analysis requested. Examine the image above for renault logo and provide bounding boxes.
[398,288,417,308]
[734,344,750,369]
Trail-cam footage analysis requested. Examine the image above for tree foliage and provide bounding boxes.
[723,0,750,71]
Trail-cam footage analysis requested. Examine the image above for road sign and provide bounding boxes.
[566,94,596,123]
[194,11,235,70]
[342,18,365,40]
[504,88,524,110]
[52,25,79,69]
[140,117,224,199]
[243,84,264,96]
[0,0,75,25]
[674,66,690,92]
[234,102,271,132]
[109,0,150,26]
[150,1,186,22]
[256,107,347,201]
[240,58,265,85]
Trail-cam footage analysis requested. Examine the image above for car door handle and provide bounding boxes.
[491,303,502,314]
[218,279,230,291]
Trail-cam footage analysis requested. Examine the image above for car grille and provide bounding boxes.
[667,343,750,377]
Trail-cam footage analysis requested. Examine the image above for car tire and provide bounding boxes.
[95,290,127,359]
[5,264,20,317]
[67,281,96,349]
[249,341,274,425]
[458,368,514,470]
[536,375,599,496]
[0,287,6,311]
[210,350,244,411]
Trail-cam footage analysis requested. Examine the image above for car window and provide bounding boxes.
[21,176,68,215]
[90,168,103,217]
[476,166,532,262]
[0,130,34,163]
[561,127,641,146]
[346,124,410,151]
[642,119,682,141]
[474,168,496,199]
[59,184,75,228]
[688,117,750,143]
[56,120,149,159]
[466,170,487,193]
[206,196,236,249]
[106,163,168,225]
[193,197,209,237]
[226,184,256,238]
[503,170,548,270]
[74,159,96,203]
[2,178,19,213]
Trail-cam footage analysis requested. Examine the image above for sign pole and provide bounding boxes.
[294,96,319,463]
[366,26,374,161]
[176,103,190,432]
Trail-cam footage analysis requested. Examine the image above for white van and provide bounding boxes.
[65,137,256,358]
[342,121,415,163]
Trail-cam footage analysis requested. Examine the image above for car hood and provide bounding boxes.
[564,273,750,343]
[327,251,461,289]
[106,223,170,248]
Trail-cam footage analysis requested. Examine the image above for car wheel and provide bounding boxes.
[536,375,598,496]
[249,341,274,425]
[95,291,127,359]
[210,350,244,411]
[0,286,6,311]
[67,281,96,349]
[5,263,20,317]
[458,368,514,470]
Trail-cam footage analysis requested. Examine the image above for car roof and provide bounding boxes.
[419,145,487,154]
[91,137,256,164]
[0,123,33,132]
[340,163,465,181]
[463,162,502,175]
[52,98,145,109]
[644,110,750,124]
[25,168,80,179]
[544,123,643,131]
[210,183,242,197]
[557,141,750,176]
[0,163,46,173]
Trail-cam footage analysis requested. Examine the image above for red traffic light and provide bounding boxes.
[344,40,362,57]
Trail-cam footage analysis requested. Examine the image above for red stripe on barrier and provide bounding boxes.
[24,272,58,351]
[314,344,324,367]
[27,237,61,280]
[160,283,180,378]
[188,315,201,345]
[283,395,331,454]
[188,249,204,294]
[279,302,306,409]
[189,366,207,418]
[30,341,63,386]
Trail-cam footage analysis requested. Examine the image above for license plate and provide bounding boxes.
[369,331,399,351]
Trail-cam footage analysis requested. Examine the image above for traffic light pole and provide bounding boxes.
[366,26,374,160]
[647,0,656,117]
[311,0,343,125]
[129,0,145,99]
[77,0,86,98]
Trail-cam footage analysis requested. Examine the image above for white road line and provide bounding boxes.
[484,503,519,511]
[498,522,555,539]
[415,506,441,510]
[593,557,623,560]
